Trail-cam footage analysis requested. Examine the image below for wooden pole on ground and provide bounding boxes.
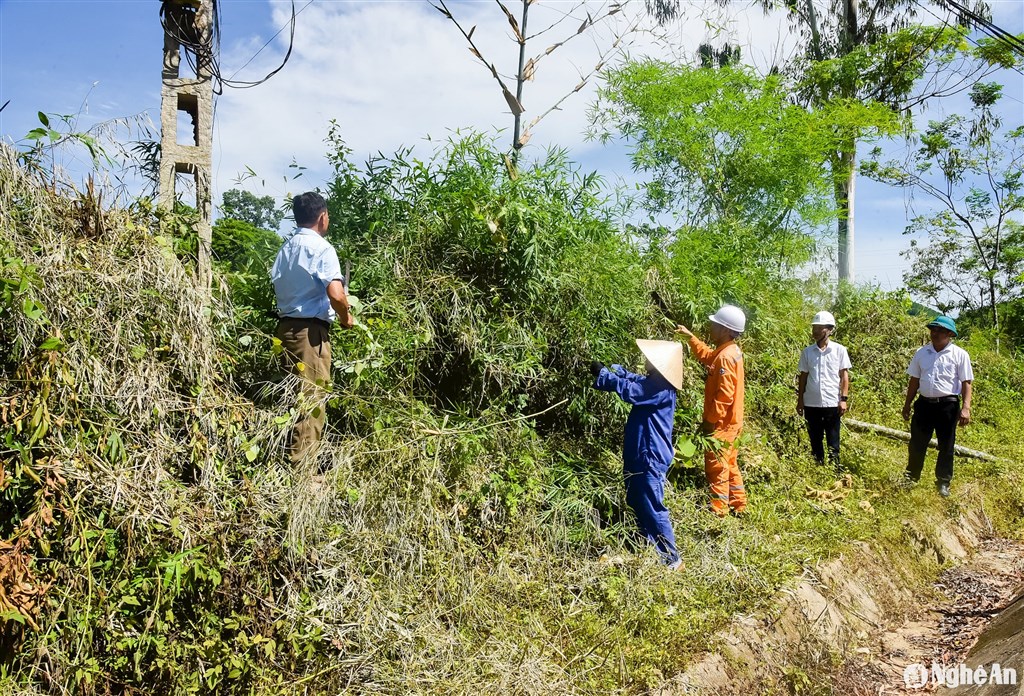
[844,418,998,462]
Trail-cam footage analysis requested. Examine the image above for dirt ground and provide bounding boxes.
[835,538,1024,695]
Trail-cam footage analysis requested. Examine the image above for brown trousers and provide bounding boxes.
[277,318,332,464]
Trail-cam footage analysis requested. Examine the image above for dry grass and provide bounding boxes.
[1,143,673,693]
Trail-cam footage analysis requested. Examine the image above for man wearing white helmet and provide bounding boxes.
[591,340,685,569]
[796,311,852,471]
[676,305,748,517]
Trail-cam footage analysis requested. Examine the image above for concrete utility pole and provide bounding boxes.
[158,0,214,291]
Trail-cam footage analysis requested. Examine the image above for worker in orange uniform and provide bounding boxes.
[675,305,747,517]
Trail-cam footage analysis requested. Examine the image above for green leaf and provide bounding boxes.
[22,298,43,321]
[677,438,697,458]
[244,444,260,462]
[1,610,27,625]
[38,111,50,127]
[39,336,65,351]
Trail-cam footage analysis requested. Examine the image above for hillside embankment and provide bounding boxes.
[1,141,1022,695]
[662,504,1024,694]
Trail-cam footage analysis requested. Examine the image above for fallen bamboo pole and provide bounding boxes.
[844,418,998,462]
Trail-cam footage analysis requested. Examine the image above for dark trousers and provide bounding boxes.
[907,397,960,484]
[804,406,841,468]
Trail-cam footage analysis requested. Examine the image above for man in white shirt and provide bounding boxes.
[901,315,973,497]
[271,192,354,465]
[797,311,852,470]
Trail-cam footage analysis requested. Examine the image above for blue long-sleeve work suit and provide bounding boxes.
[594,365,680,566]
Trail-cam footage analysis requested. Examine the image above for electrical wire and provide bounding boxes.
[936,0,1024,55]
[910,0,1024,81]
[227,0,314,83]
[160,0,303,95]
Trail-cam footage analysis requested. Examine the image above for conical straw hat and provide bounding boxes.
[635,339,684,390]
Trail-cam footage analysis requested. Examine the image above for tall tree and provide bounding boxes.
[592,61,898,248]
[219,188,284,230]
[861,82,1024,342]
[642,0,1007,284]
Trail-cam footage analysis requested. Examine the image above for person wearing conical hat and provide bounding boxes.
[591,339,684,569]
[675,305,748,518]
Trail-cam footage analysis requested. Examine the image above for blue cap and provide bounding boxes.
[926,315,957,336]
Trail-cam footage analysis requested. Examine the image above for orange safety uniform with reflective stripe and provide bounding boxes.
[688,337,744,441]
[688,336,747,516]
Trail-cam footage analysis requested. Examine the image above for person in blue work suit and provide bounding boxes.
[591,339,685,569]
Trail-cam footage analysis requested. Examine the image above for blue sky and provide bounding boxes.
[1,0,1022,292]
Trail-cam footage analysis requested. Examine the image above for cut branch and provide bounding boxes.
[844,418,998,461]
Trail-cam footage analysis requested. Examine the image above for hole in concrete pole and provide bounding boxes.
[176,93,199,146]
[177,47,198,81]
[175,169,198,210]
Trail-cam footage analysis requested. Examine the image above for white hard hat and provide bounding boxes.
[709,304,746,333]
[636,339,684,390]
[811,311,836,327]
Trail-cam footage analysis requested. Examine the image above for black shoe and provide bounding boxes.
[899,473,919,490]
[937,482,951,498]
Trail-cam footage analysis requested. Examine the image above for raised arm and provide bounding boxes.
[595,368,673,407]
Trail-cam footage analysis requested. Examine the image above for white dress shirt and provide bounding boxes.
[907,342,974,397]
[798,341,852,408]
[271,227,343,323]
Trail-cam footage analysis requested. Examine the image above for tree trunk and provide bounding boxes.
[836,0,858,286]
[836,146,856,284]
[990,277,1000,353]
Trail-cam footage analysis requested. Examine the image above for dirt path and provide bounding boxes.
[843,538,1024,695]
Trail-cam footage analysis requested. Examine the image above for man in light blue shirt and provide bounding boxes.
[271,192,353,464]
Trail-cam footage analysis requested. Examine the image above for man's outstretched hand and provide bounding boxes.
[589,360,604,377]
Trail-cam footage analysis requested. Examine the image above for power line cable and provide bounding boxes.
[225,0,315,87]
[936,0,1024,54]
[160,0,304,95]
[911,0,1024,82]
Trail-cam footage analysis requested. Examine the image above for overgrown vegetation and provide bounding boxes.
[1,126,1022,696]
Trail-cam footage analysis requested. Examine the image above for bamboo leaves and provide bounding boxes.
[497,1,525,43]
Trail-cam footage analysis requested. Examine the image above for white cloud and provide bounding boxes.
[210,0,799,199]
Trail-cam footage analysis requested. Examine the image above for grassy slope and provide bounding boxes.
[1,146,1022,695]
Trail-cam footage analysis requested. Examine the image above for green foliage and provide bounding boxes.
[219,189,285,231]
[20,111,110,173]
[798,25,969,106]
[322,129,653,433]
[861,83,1024,333]
[212,218,280,275]
[2,132,1023,696]
[591,62,895,277]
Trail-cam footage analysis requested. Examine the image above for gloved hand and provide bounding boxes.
[589,360,604,377]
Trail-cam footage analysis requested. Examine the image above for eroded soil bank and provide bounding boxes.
[657,508,1024,695]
